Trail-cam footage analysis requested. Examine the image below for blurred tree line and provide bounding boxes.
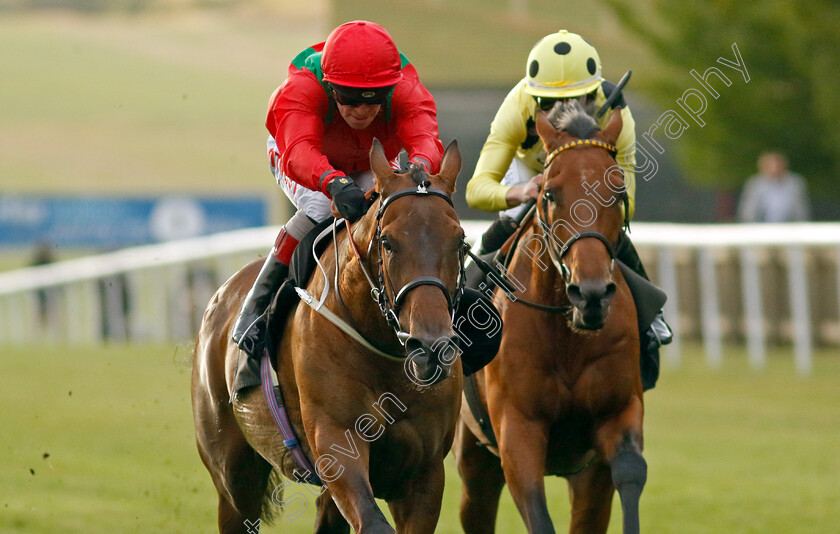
[603,0,840,198]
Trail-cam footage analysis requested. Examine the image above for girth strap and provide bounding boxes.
[463,373,498,449]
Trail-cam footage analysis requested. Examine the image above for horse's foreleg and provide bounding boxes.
[386,460,446,534]
[454,419,506,534]
[566,462,614,534]
[314,489,350,534]
[596,395,646,534]
[498,416,556,534]
[312,435,393,534]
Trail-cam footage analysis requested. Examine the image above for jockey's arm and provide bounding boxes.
[466,83,533,212]
[392,65,445,173]
[266,74,345,195]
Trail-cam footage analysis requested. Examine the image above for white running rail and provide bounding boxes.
[1,222,838,374]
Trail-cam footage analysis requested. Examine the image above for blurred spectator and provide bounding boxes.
[737,152,810,222]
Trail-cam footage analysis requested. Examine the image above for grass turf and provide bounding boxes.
[0,8,319,196]
[1,342,838,533]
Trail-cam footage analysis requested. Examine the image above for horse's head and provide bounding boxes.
[535,102,626,330]
[367,139,464,385]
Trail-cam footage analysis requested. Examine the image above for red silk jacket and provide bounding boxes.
[266,43,444,196]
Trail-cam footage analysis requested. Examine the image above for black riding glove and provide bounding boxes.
[398,156,430,174]
[327,175,367,222]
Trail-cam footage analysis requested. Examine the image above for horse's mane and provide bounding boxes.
[547,99,599,140]
[408,163,429,186]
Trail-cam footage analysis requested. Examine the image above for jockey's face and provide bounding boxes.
[336,102,382,130]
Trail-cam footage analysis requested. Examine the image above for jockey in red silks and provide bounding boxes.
[231,20,444,361]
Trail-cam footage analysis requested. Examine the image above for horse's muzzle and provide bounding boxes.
[567,279,617,329]
[404,335,459,386]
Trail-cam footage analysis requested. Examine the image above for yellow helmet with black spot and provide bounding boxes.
[524,30,603,98]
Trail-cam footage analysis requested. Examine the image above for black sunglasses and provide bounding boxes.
[535,96,560,111]
[535,93,597,112]
[330,84,391,107]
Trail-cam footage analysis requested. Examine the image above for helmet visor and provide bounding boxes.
[330,83,394,106]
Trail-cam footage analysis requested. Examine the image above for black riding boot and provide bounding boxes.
[615,231,672,389]
[465,216,521,290]
[231,254,289,358]
[476,215,519,255]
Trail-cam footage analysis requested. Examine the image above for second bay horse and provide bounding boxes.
[456,104,647,534]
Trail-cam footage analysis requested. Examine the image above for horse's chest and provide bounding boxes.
[544,411,601,475]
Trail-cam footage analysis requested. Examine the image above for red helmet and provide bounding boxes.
[321,21,403,88]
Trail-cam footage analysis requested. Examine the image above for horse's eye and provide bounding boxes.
[381,237,393,253]
[543,190,555,203]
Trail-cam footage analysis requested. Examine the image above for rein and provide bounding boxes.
[295,222,404,361]
[298,180,467,359]
[367,181,467,343]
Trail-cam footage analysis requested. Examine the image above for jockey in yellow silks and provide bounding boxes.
[466,30,637,218]
[465,30,671,390]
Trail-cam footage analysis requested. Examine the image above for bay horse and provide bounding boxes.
[455,104,647,534]
[192,140,465,533]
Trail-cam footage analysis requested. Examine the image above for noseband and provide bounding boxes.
[366,180,468,343]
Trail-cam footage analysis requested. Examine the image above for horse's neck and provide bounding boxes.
[331,215,403,353]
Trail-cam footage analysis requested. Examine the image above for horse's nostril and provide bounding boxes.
[568,280,616,308]
[567,284,583,305]
[604,282,617,300]
[405,338,425,356]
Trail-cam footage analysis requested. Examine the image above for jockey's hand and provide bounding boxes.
[327,175,367,222]
[505,173,543,207]
[398,157,430,174]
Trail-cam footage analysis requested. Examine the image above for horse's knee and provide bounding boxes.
[610,435,646,493]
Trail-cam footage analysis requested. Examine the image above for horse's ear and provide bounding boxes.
[370,138,395,193]
[597,109,623,147]
[435,140,461,195]
[535,110,558,145]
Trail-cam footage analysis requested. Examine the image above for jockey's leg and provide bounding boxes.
[453,288,503,376]
[614,230,672,389]
[232,140,333,390]
[231,212,316,357]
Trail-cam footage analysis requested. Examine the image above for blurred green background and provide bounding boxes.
[3,0,839,225]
